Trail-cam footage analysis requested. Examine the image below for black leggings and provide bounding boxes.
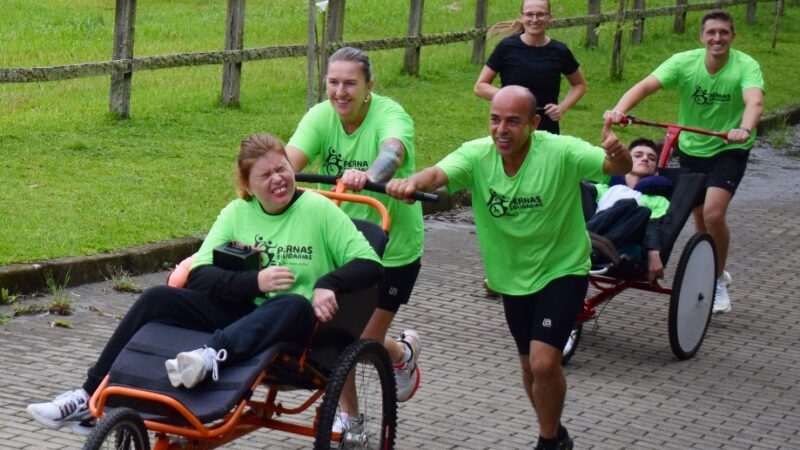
[84,285,314,394]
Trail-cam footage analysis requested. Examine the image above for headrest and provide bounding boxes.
[608,174,673,198]
[635,175,673,197]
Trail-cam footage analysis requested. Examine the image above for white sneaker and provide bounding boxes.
[332,414,347,434]
[332,412,364,433]
[27,388,95,435]
[333,412,365,447]
[165,346,227,389]
[713,278,732,314]
[394,330,421,402]
[722,270,732,287]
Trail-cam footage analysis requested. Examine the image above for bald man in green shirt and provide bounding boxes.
[387,85,631,450]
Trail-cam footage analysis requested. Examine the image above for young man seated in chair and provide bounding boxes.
[586,138,672,281]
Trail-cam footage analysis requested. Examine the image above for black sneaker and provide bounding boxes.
[534,425,573,450]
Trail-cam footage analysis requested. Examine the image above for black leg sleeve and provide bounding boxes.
[313,258,383,294]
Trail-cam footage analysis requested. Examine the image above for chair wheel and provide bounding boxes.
[668,233,716,360]
[314,339,397,449]
[83,407,150,450]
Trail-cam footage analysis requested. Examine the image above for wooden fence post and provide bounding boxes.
[746,0,758,24]
[585,0,601,47]
[221,0,245,107]
[632,0,645,44]
[317,0,346,102]
[771,0,784,48]
[403,0,424,75]
[471,0,488,64]
[307,0,316,109]
[330,0,346,41]
[673,0,687,33]
[610,0,626,80]
[109,0,137,118]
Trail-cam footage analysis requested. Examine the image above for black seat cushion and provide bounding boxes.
[657,170,707,265]
[106,322,302,425]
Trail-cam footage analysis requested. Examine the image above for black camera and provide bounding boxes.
[213,242,261,271]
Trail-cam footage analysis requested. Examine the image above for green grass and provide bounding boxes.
[0,288,19,305]
[1,1,798,265]
[108,266,143,293]
[9,272,75,316]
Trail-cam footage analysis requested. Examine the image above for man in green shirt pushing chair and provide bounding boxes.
[387,85,631,450]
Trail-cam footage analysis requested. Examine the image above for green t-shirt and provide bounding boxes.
[436,132,607,296]
[288,93,424,267]
[595,183,670,219]
[192,191,380,305]
[651,48,764,157]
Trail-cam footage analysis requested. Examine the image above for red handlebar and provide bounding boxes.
[621,115,728,140]
[619,115,729,168]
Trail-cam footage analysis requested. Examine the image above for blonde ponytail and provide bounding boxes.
[488,19,524,38]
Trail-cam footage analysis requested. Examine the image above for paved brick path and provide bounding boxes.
[1,137,799,449]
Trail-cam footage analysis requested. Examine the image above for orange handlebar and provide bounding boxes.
[302,186,391,232]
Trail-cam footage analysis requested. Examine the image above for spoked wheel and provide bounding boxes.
[561,324,582,365]
[83,407,151,450]
[668,232,717,360]
[314,339,397,450]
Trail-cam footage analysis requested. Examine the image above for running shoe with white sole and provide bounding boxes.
[722,270,732,287]
[394,330,421,402]
[27,388,95,435]
[713,277,732,314]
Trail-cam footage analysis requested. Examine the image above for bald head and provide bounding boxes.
[489,86,541,163]
[492,86,538,122]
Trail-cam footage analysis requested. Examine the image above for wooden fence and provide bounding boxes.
[0,0,784,118]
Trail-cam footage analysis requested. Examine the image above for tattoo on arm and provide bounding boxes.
[367,139,404,182]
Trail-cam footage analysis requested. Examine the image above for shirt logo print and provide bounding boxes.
[324,147,369,175]
[691,85,732,106]
[487,189,544,218]
[487,189,514,218]
[324,148,344,175]
[254,235,276,266]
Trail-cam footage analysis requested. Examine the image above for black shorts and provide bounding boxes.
[376,258,421,313]
[502,275,588,355]
[678,149,750,195]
